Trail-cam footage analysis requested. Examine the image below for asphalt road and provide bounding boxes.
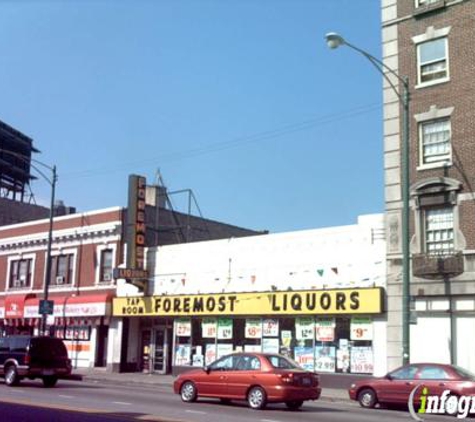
[0,378,458,422]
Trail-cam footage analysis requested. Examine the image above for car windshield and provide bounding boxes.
[265,354,301,370]
[453,365,475,380]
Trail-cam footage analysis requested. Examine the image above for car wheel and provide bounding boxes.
[42,376,58,388]
[180,381,198,403]
[358,388,377,408]
[285,400,304,410]
[5,365,20,387]
[247,386,267,410]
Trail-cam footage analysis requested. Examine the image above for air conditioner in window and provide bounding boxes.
[56,276,65,285]
[102,272,112,282]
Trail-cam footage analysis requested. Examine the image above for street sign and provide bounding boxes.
[113,268,149,279]
[39,299,54,315]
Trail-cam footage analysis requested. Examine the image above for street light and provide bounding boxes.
[0,148,57,335]
[325,32,411,365]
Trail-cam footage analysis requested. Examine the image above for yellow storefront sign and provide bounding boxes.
[113,287,383,317]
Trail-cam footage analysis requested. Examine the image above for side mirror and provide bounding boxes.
[204,366,211,374]
[386,373,393,381]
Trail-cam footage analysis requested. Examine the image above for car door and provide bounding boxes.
[196,354,235,397]
[377,364,419,404]
[226,354,262,399]
[416,365,453,398]
[0,338,9,374]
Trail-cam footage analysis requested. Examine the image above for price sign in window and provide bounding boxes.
[202,318,217,338]
[350,317,373,341]
[245,319,262,339]
[174,318,192,337]
[295,317,314,340]
[217,318,233,339]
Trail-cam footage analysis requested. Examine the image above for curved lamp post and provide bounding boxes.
[0,149,57,335]
[325,32,411,365]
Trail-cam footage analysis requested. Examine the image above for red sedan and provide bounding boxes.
[173,352,321,410]
[349,362,475,409]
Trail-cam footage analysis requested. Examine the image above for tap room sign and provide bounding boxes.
[113,287,384,317]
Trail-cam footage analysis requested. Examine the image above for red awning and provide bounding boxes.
[5,294,36,319]
[25,293,113,307]
[24,292,113,319]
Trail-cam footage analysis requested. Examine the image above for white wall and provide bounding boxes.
[146,214,386,296]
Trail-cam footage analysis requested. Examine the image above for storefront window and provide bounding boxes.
[171,315,374,374]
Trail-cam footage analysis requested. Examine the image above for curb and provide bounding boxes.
[79,374,351,402]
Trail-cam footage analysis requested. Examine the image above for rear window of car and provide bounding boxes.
[265,355,301,370]
[30,338,68,358]
[453,365,475,380]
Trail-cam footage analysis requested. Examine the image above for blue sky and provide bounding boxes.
[0,0,383,233]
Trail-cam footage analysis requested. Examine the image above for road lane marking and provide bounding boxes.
[261,419,282,422]
[112,401,132,405]
[58,395,74,399]
[185,410,207,414]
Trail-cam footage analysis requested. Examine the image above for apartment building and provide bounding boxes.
[382,0,475,371]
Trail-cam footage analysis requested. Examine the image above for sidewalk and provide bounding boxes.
[74,368,350,402]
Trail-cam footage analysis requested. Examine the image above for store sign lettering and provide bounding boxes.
[270,291,359,312]
[113,287,383,317]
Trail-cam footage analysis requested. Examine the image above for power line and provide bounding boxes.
[60,103,381,181]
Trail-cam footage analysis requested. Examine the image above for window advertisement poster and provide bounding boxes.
[217,343,234,359]
[262,337,279,354]
[294,346,314,371]
[205,344,217,365]
[315,346,336,373]
[202,318,217,338]
[315,317,336,342]
[245,318,262,339]
[174,318,192,337]
[295,317,314,340]
[350,317,373,341]
[262,318,279,337]
[217,318,233,339]
[192,345,204,367]
[350,346,374,374]
[175,344,191,366]
[336,348,350,372]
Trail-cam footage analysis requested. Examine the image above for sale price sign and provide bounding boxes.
[245,319,262,339]
[350,317,373,340]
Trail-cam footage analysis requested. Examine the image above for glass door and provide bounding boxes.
[152,326,168,374]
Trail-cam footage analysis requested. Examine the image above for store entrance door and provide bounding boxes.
[152,327,168,374]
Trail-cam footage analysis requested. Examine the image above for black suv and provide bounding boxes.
[0,335,72,387]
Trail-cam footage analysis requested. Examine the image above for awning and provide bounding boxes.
[24,293,113,319]
[5,294,36,319]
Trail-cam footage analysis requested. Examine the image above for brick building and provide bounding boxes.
[383,0,475,371]
[0,181,263,368]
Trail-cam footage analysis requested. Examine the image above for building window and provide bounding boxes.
[416,0,441,7]
[424,207,454,255]
[9,259,32,289]
[420,118,451,165]
[100,249,113,283]
[417,37,448,85]
[50,254,74,286]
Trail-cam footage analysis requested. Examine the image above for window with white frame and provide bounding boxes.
[416,0,441,7]
[9,258,32,289]
[424,207,454,255]
[100,249,113,282]
[420,118,451,165]
[417,37,448,85]
[50,254,74,286]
